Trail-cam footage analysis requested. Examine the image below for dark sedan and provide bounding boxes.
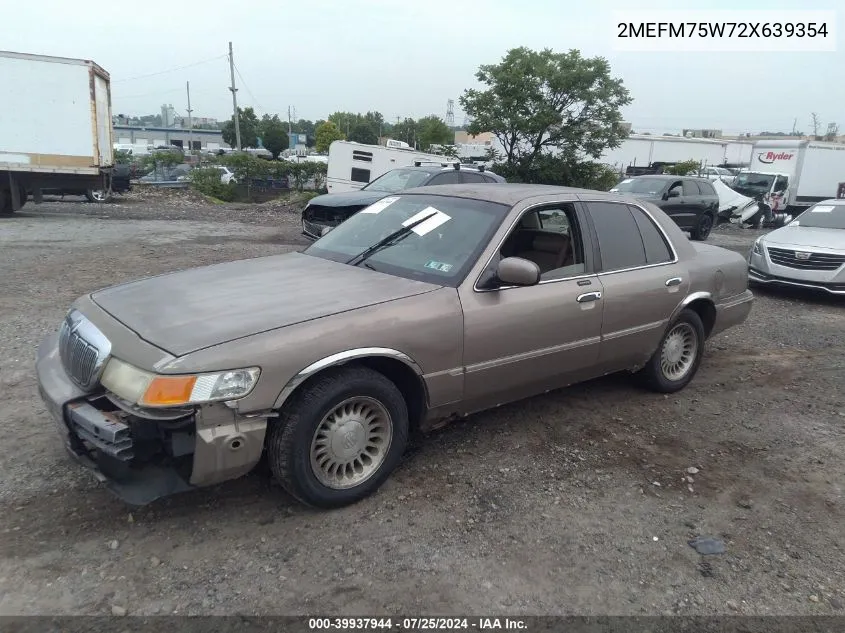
[302,162,505,239]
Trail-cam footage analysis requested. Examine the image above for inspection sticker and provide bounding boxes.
[810,205,834,213]
[360,196,400,214]
[425,260,453,273]
[402,206,451,236]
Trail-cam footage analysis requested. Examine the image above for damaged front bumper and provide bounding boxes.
[35,331,269,506]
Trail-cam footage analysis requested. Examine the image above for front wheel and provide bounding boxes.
[266,366,409,508]
[637,308,705,393]
[690,213,714,241]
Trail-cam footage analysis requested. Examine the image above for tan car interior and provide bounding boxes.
[500,208,586,279]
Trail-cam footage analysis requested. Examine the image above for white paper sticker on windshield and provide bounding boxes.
[402,206,451,236]
[811,205,834,213]
[620,179,633,184]
[361,196,400,214]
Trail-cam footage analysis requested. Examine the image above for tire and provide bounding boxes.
[638,308,705,393]
[690,212,714,241]
[266,365,409,509]
[85,189,112,203]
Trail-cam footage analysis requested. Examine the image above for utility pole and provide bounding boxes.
[186,81,193,152]
[287,105,292,135]
[791,117,797,136]
[228,41,241,151]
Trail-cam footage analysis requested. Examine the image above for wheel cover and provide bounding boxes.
[660,323,698,381]
[310,396,393,490]
[699,215,713,236]
[91,190,107,201]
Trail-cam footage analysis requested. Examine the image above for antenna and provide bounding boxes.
[446,99,455,126]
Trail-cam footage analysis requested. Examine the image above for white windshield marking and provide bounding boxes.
[811,205,835,213]
[361,196,400,214]
[402,206,452,236]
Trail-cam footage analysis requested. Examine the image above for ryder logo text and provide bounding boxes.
[758,151,795,164]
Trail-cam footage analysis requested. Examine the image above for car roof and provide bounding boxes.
[395,164,502,177]
[401,183,605,206]
[627,174,711,182]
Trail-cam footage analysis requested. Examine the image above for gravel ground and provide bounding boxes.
[0,192,843,617]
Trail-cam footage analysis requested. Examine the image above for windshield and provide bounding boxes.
[304,194,509,286]
[733,172,776,189]
[362,169,432,193]
[611,178,667,195]
[790,203,845,230]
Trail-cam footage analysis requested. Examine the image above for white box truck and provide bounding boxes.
[327,140,453,193]
[1,50,115,212]
[731,140,845,213]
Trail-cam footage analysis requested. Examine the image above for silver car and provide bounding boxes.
[748,199,845,295]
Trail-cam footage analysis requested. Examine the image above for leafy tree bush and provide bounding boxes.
[189,167,236,201]
[315,121,345,153]
[663,159,701,175]
[493,154,620,191]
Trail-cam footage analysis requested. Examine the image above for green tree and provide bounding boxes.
[222,106,260,148]
[390,118,417,147]
[460,47,632,172]
[315,121,346,153]
[663,159,701,175]
[260,114,289,159]
[416,115,453,151]
[493,154,619,190]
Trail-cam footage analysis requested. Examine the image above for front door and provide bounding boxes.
[581,200,690,370]
[458,203,604,409]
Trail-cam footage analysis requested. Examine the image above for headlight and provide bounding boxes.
[752,238,763,255]
[101,358,260,407]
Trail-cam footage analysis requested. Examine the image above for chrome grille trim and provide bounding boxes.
[58,310,112,390]
[767,247,845,271]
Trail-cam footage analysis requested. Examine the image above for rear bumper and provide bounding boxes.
[711,289,754,336]
[748,267,845,296]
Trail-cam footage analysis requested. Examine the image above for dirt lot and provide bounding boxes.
[0,190,843,617]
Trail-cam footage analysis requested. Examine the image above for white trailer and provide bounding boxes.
[327,140,452,193]
[740,140,845,210]
[599,134,748,172]
[0,50,114,212]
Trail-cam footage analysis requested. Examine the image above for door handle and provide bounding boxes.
[665,277,683,287]
[576,291,602,303]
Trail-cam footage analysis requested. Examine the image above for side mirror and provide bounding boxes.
[496,257,540,287]
[667,189,680,199]
[320,226,334,237]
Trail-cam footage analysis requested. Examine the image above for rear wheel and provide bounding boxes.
[638,309,705,393]
[690,213,714,240]
[85,188,112,203]
[266,366,409,508]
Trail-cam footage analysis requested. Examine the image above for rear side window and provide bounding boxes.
[682,180,701,195]
[628,205,673,264]
[461,172,486,184]
[428,172,460,185]
[483,175,498,183]
[697,180,716,196]
[586,202,647,272]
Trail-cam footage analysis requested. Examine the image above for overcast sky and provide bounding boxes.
[2,0,841,135]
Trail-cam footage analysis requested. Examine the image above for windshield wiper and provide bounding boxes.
[345,211,437,267]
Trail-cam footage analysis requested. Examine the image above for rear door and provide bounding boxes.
[580,199,689,371]
[676,179,704,228]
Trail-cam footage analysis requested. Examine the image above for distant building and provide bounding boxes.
[453,130,495,145]
[683,128,722,139]
[113,124,229,152]
[161,104,177,128]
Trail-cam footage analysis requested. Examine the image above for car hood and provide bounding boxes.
[307,190,389,208]
[90,252,440,356]
[764,226,845,250]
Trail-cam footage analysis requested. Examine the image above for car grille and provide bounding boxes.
[302,219,325,237]
[766,247,845,271]
[59,319,102,389]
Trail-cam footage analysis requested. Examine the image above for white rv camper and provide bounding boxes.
[326,141,452,193]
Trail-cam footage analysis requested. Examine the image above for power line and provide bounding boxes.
[233,62,263,111]
[113,55,227,83]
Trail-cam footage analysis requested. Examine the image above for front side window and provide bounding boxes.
[586,202,648,272]
[305,194,509,286]
[498,205,586,281]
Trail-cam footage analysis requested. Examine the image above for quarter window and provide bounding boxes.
[428,172,460,185]
[461,172,486,184]
[629,205,672,264]
[586,202,648,272]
